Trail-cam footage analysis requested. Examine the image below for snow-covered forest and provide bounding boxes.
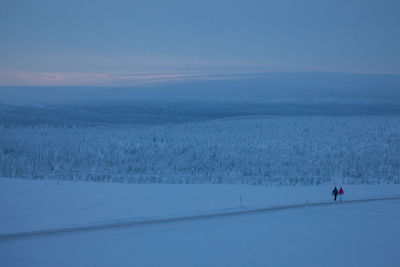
[1,114,399,185]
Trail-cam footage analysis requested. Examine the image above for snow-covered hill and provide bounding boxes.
[1,177,400,267]
[1,177,399,235]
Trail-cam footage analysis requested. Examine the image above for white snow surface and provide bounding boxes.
[1,177,400,266]
[1,177,399,235]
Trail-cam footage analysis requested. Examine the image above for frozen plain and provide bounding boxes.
[1,177,400,266]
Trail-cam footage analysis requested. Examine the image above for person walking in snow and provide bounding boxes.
[332,186,338,201]
[338,186,344,201]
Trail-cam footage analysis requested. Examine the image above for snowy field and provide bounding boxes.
[1,177,400,235]
[0,177,400,266]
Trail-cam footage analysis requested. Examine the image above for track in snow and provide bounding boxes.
[1,196,399,241]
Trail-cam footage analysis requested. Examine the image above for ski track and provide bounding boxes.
[74,192,106,212]
[0,196,399,242]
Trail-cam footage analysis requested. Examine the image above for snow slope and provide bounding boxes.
[1,178,400,266]
[0,190,399,266]
[1,177,399,236]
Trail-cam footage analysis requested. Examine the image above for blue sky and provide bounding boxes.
[1,0,400,85]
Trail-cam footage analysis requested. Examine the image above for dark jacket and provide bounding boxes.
[332,187,338,196]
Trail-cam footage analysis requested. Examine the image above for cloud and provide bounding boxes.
[0,70,260,86]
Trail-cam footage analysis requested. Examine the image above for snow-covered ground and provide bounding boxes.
[1,178,400,266]
[1,177,399,235]
[2,200,400,267]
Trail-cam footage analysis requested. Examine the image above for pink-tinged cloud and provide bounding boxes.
[0,71,257,86]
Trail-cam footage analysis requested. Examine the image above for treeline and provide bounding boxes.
[0,116,399,185]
